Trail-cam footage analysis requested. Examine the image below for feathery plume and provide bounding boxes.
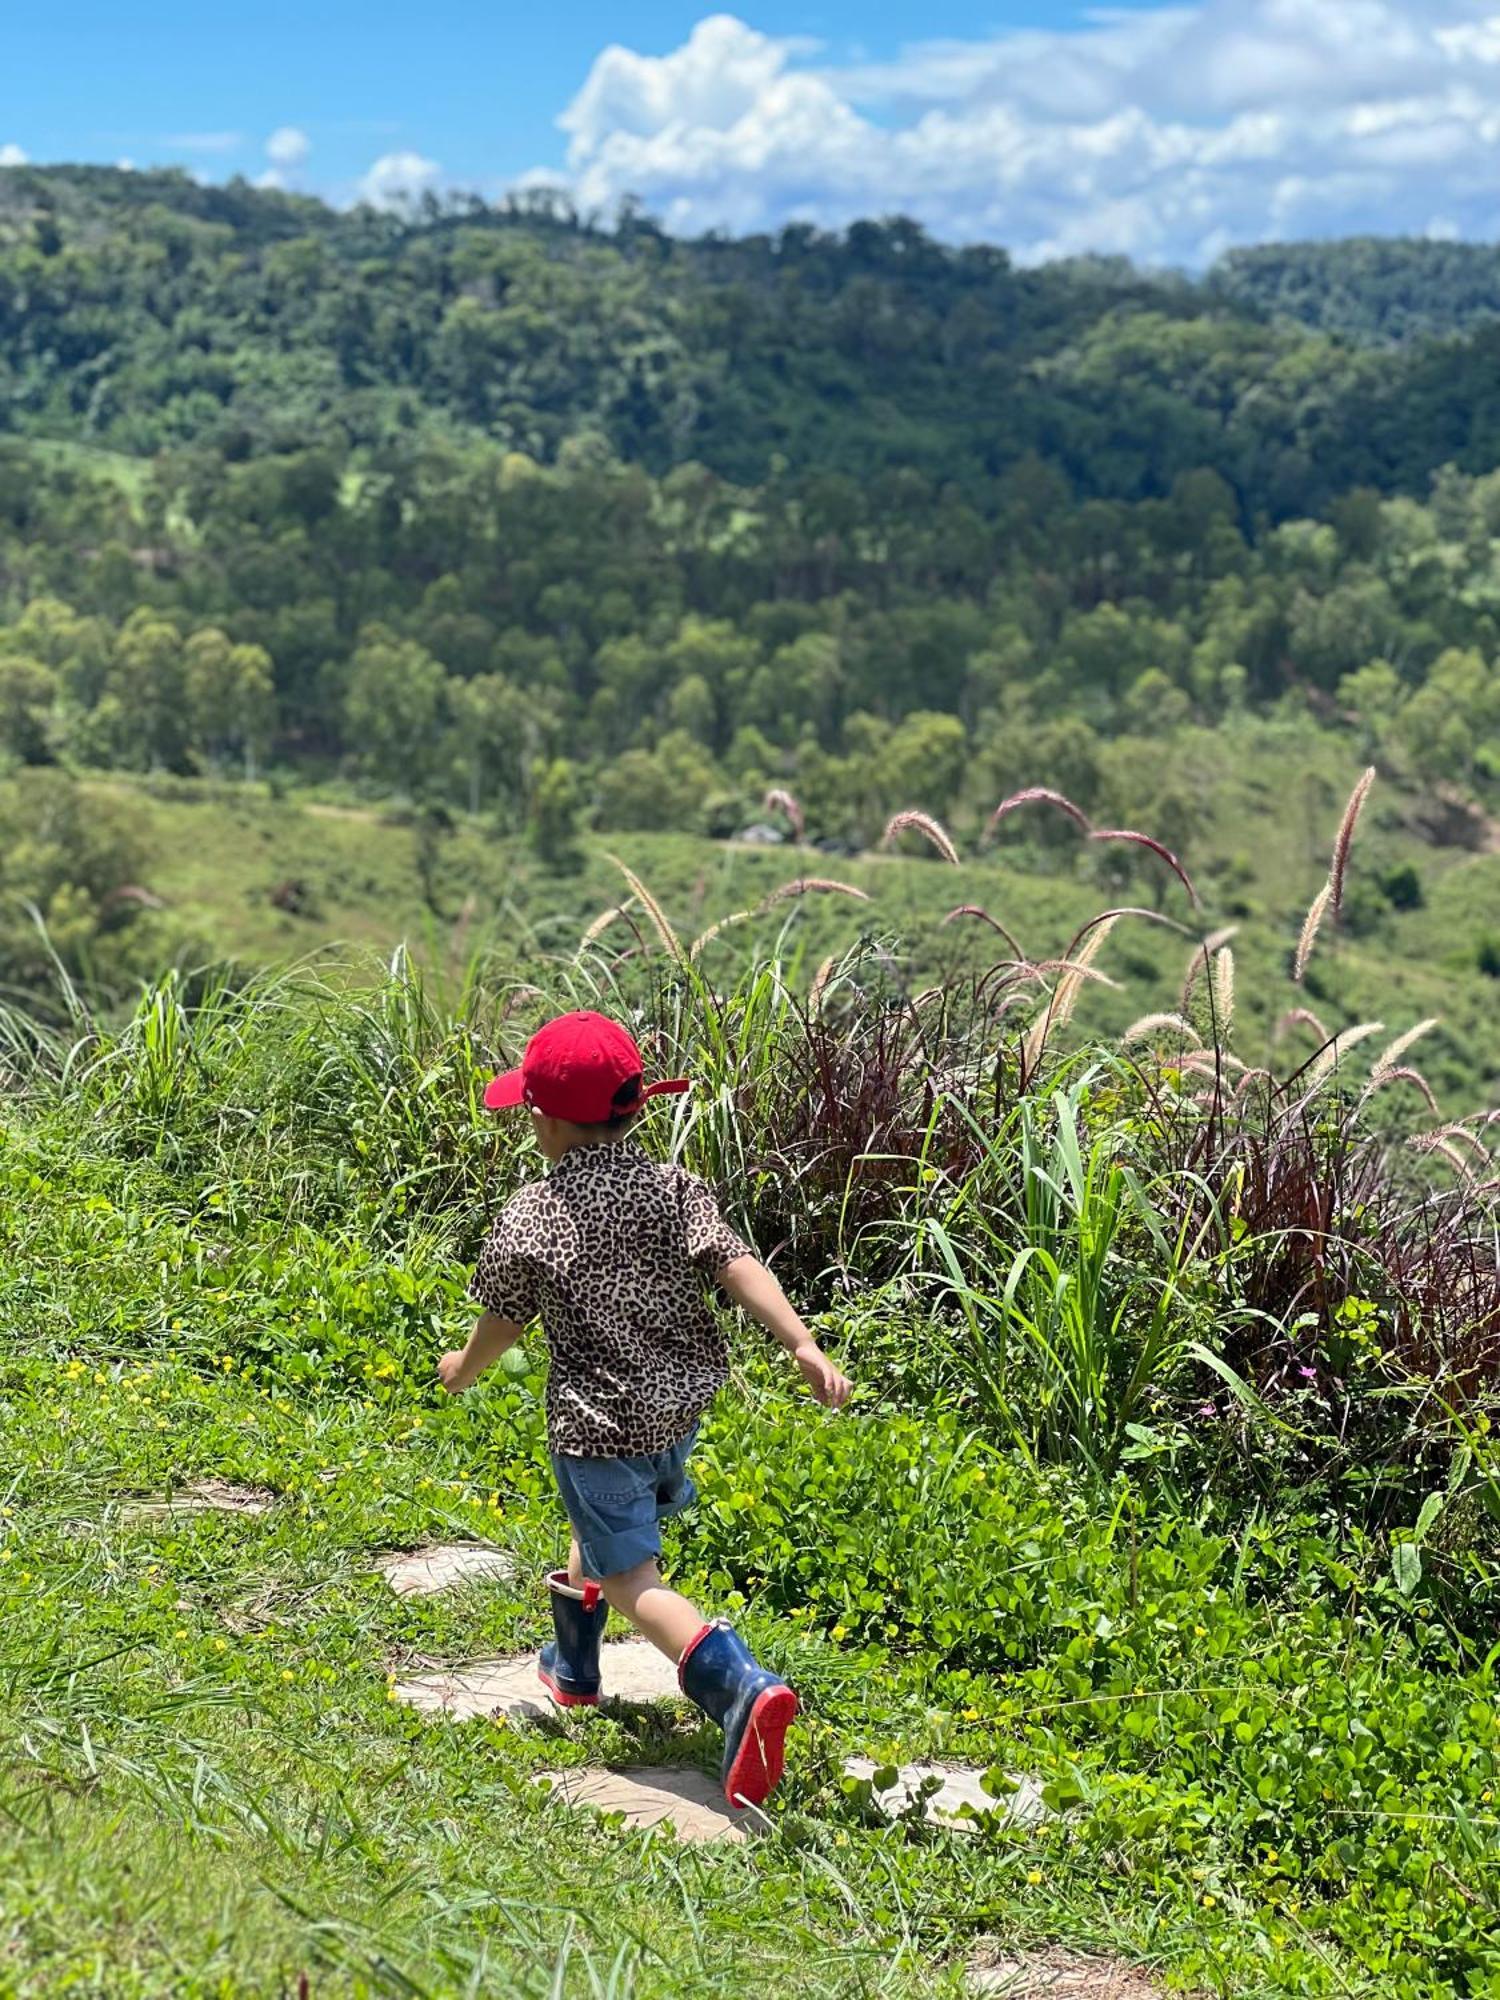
[1031,958,1119,989]
[1026,914,1120,1069]
[989,787,1093,834]
[763,787,804,841]
[1370,1018,1440,1081]
[882,809,961,865]
[1301,1020,1386,1094]
[580,903,632,949]
[1181,1049,1247,1077]
[1277,1006,1330,1043]
[1330,766,1376,914]
[942,904,1027,960]
[808,954,838,1010]
[688,910,751,961]
[1408,1133,1476,1181]
[757,876,872,911]
[1212,947,1235,1038]
[1357,1065,1440,1117]
[1294,881,1331,983]
[1089,828,1200,907]
[604,856,684,963]
[1121,1012,1195,1045]
[1181,926,1239,1012]
[1420,1122,1492,1164]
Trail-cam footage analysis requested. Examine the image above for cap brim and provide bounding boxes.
[641,1077,692,1100]
[483,1069,526,1110]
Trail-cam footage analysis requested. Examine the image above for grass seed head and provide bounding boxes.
[989,786,1093,833]
[1331,765,1377,914]
[763,787,805,841]
[1294,881,1332,984]
[881,809,961,865]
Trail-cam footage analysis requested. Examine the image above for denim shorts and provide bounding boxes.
[550,1428,699,1581]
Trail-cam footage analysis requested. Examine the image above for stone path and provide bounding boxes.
[844,1757,1046,1832]
[969,1950,1172,1998]
[121,1479,276,1522]
[538,1766,747,1845]
[393,1639,682,1721]
[375,1542,517,1598]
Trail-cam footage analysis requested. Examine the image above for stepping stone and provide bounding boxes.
[844,1757,1047,1833]
[393,1640,682,1721]
[969,1950,1171,1997]
[538,1766,745,1845]
[375,1543,517,1598]
[121,1479,275,1521]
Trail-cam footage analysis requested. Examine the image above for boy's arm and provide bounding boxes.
[438,1311,524,1394]
[717,1255,851,1408]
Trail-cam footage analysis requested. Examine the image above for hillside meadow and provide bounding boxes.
[3,758,1500,1996]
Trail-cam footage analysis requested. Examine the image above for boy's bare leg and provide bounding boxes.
[597,1556,706,1660]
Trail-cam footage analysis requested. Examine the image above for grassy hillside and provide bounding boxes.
[75,718,1500,1110]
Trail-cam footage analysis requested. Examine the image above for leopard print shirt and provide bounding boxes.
[472,1142,752,1458]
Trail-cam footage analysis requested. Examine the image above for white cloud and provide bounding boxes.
[0,143,28,167]
[255,169,285,191]
[357,149,441,208]
[547,3,1500,264]
[266,125,310,167]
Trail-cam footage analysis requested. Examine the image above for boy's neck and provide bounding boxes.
[544,1128,635,1165]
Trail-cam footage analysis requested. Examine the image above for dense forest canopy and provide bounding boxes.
[4,163,1500,911]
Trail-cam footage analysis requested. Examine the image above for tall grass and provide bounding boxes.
[4,770,1499,1506]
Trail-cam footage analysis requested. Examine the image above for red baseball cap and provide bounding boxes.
[484,1010,690,1122]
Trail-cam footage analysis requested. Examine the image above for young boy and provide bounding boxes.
[438,1009,851,1810]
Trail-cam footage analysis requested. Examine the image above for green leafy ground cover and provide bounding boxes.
[4,848,1500,1995]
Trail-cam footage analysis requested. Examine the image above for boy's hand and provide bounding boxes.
[793,1339,851,1408]
[437,1349,474,1394]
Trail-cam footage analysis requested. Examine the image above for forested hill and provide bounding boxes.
[9,162,1500,1015]
[1212,237,1500,346]
[4,164,1500,510]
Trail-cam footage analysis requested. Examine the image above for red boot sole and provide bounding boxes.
[725,1685,798,1809]
[538,1664,600,1708]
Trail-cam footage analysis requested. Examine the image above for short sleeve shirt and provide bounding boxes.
[472,1143,752,1458]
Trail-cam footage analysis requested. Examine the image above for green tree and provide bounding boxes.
[528,758,585,873]
[344,631,450,793]
[0,655,58,764]
[183,629,276,776]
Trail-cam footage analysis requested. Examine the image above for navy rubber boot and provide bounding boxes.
[679,1622,798,1808]
[538,1570,608,1707]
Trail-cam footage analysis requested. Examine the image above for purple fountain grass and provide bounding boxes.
[1277,1006,1331,1043]
[1330,766,1377,915]
[1212,947,1236,1039]
[942,904,1028,961]
[1121,1011,1195,1045]
[1294,881,1331,984]
[1089,827,1201,907]
[882,809,961,865]
[1370,1018,1441,1080]
[1358,1065,1440,1117]
[757,876,872,911]
[1181,926,1239,1011]
[988,786,1093,834]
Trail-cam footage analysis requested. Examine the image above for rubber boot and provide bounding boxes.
[679,1621,798,1809]
[538,1569,608,1707]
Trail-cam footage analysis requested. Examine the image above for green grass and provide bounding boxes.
[7,736,1500,1994]
[5,971,1500,1997]
[94,713,1500,1107]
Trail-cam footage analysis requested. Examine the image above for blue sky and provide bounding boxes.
[5,2,1153,193]
[5,1,1499,265]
